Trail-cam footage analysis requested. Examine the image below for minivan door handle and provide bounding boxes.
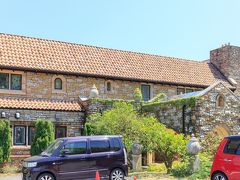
[53,162,63,165]
[224,158,232,162]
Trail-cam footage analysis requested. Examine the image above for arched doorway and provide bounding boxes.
[212,125,231,138]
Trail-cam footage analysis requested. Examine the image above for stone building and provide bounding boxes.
[142,82,240,138]
[0,33,239,159]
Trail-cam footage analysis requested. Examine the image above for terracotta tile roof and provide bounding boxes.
[0,97,82,111]
[0,33,233,88]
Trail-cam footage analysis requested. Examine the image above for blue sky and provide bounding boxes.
[1,0,240,60]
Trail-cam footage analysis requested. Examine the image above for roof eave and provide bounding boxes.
[0,65,232,89]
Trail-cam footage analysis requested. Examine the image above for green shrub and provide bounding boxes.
[147,163,167,173]
[189,153,212,179]
[152,128,188,173]
[87,101,188,173]
[171,153,212,179]
[201,131,222,160]
[87,102,145,151]
[133,88,142,102]
[0,120,12,164]
[171,155,192,177]
[30,119,54,156]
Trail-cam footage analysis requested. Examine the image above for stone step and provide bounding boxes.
[11,147,31,156]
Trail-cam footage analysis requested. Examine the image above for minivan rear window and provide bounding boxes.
[224,139,240,155]
[112,138,121,151]
[90,140,110,153]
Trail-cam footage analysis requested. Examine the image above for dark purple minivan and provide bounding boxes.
[22,135,128,180]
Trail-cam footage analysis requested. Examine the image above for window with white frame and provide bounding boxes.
[14,126,26,145]
[13,126,36,146]
[28,126,36,145]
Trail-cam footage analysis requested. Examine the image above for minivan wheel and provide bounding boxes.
[212,172,228,180]
[110,168,125,180]
[37,173,55,180]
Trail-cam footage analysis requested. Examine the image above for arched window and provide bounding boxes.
[216,95,224,108]
[54,78,62,90]
[106,81,111,92]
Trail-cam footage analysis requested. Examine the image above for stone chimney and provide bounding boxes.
[210,44,240,95]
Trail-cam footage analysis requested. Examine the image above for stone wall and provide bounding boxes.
[0,108,85,138]
[210,45,240,96]
[142,103,196,134]
[142,83,240,137]
[195,83,240,136]
[0,69,204,101]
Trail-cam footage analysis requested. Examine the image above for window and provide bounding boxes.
[55,126,67,139]
[28,126,36,145]
[141,84,151,101]
[11,74,22,90]
[224,139,240,155]
[62,141,87,155]
[112,138,121,151]
[0,73,9,89]
[177,88,185,95]
[107,82,111,91]
[90,140,110,153]
[216,95,224,108]
[186,89,194,93]
[0,73,22,90]
[13,126,36,146]
[14,126,26,145]
[54,78,62,90]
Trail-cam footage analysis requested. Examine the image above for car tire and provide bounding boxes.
[37,173,55,180]
[212,172,228,180]
[110,168,125,180]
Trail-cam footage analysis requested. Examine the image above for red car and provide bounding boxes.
[211,135,240,180]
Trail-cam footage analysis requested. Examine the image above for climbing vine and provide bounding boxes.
[90,98,135,106]
[142,96,197,111]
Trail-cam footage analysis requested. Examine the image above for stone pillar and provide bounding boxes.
[187,134,201,172]
[132,142,142,172]
[132,154,142,172]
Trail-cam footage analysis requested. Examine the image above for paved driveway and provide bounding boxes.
[0,174,21,180]
[0,174,179,180]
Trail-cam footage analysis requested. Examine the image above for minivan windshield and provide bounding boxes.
[41,139,63,156]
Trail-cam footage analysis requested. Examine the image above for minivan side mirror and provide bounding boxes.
[60,149,70,157]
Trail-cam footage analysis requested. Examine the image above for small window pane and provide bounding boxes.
[186,89,194,93]
[54,78,62,90]
[177,88,185,95]
[14,126,26,145]
[141,85,151,101]
[63,141,87,155]
[90,140,110,153]
[55,127,66,139]
[224,139,240,155]
[107,82,111,91]
[0,73,9,89]
[112,138,121,151]
[11,74,22,90]
[28,126,36,145]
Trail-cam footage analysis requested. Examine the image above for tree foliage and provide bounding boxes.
[30,119,55,156]
[0,120,11,164]
[86,102,187,173]
[133,88,142,102]
[200,131,222,160]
